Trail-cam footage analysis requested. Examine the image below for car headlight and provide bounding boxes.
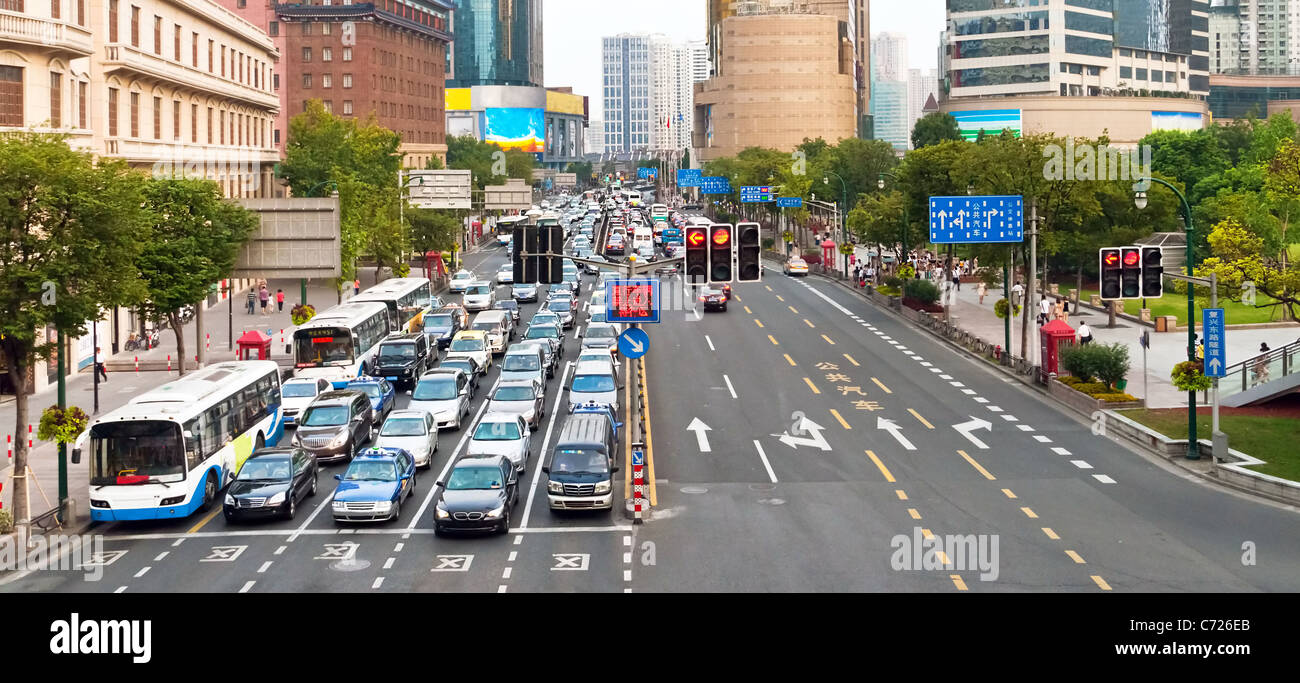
[328,431,349,448]
[547,480,564,494]
[291,432,302,445]
[435,502,449,519]
[224,493,235,506]
[373,501,393,512]
[332,501,346,510]
[594,481,611,495]
[267,492,286,506]
[484,504,505,519]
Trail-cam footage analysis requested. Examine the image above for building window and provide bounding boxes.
[130,6,139,47]
[302,21,312,36]
[1136,68,1148,80]
[173,25,181,61]
[1119,66,1132,79]
[49,72,61,128]
[342,73,352,88]
[192,31,198,66]
[342,47,352,62]
[206,107,212,143]
[342,100,352,115]
[237,0,245,6]
[322,22,331,35]
[274,128,280,145]
[208,40,213,73]
[51,0,59,19]
[78,81,86,128]
[302,73,312,88]
[108,0,118,42]
[322,47,332,62]
[268,21,277,37]
[221,45,226,77]
[77,0,83,25]
[129,91,138,137]
[153,16,160,55]
[322,74,332,88]
[172,100,180,140]
[322,100,332,113]
[152,95,160,139]
[107,87,118,135]
[302,47,311,63]
[191,103,197,142]
[273,73,279,90]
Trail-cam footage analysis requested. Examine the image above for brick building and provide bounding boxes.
[275,0,452,168]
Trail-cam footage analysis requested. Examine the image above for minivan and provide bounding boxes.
[470,310,513,354]
[291,390,375,463]
[567,359,619,413]
[499,344,548,385]
[543,413,619,511]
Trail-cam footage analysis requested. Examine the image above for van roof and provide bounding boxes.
[473,310,506,321]
[555,413,612,451]
[574,360,615,374]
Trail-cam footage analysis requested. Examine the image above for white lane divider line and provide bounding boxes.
[239,580,256,593]
[274,545,287,555]
[950,381,966,387]
[1093,474,1116,484]
[134,566,150,578]
[1017,424,1035,432]
[383,557,395,570]
[171,538,186,547]
[1071,460,1094,470]
[940,374,953,380]
[961,389,977,395]
[723,374,738,399]
[257,561,273,573]
[514,534,524,545]
[502,567,513,579]
[987,406,1004,412]
[920,362,933,367]
[153,552,169,562]
[1034,435,1053,443]
[973,397,989,403]
[705,335,715,351]
[929,368,943,373]
[1001,415,1020,422]
[753,440,778,483]
[114,586,128,593]
[371,577,384,590]
[1051,447,1072,456]
[394,542,404,553]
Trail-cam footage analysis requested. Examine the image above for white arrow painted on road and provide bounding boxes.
[877,417,916,451]
[687,417,712,453]
[773,416,832,451]
[953,417,993,449]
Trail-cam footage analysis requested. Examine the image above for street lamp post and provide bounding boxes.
[399,172,425,270]
[824,172,848,275]
[1136,178,1199,460]
[877,172,908,272]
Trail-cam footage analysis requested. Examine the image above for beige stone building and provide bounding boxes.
[694,11,857,161]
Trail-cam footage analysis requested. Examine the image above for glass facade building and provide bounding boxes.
[447,0,543,88]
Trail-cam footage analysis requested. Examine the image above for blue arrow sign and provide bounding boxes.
[1202,308,1226,377]
[740,186,774,202]
[928,195,1024,243]
[700,176,733,194]
[777,197,803,208]
[632,449,645,466]
[618,327,650,359]
[677,169,703,187]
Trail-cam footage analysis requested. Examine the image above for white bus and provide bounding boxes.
[650,204,669,221]
[497,215,528,245]
[624,190,642,207]
[76,360,284,521]
[292,301,391,388]
[351,277,433,333]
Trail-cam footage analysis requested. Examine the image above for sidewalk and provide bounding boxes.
[941,282,1300,409]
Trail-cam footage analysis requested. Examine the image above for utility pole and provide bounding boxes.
[56,327,67,525]
[1026,198,1039,366]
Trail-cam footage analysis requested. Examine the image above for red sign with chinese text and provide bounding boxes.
[610,283,655,320]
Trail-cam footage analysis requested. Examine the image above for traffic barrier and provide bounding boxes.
[0,481,4,509]
[206,333,210,354]
[6,434,10,465]
[280,328,285,345]
[167,354,172,372]
[28,424,33,450]
[633,461,644,524]
[134,356,139,373]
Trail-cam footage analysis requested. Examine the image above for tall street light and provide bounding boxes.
[1136,178,1199,460]
[877,172,908,269]
[824,171,848,274]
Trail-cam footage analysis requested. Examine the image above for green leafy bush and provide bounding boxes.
[0,509,12,535]
[994,298,1020,319]
[1056,375,1082,386]
[291,303,316,326]
[903,279,941,305]
[762,237,775,250]
[1061,343,1130,388]
[884,275,903,289]
[1171,360,1213,391]
[1072,382,1110,395]
[896,264,916,279]
[1094,393,1139,403]
[392,263,411,278]
[38,406,88,445]
[877,286,901,297]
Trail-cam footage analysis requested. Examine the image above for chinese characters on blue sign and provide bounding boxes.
[1202,308,1226,377]
[700,176,733,194]
[928,195,1024,244]
[777,197,803,208]
[637,167,657,179]
[740,186,774,203]
[677,169,702,187]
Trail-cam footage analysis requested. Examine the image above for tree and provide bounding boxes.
[1196,219,1300,321]
[566,161,593,185]
[424,155,445,170]
[0,133,149,529]
[409,207,460,254]
[136,178,260,376]
[911,112,963,149]
[505,148,536,184]
[446,134,500,190]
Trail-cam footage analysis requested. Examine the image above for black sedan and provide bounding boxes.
[433,455,520,535]
[224,448,318,522]
[699,286,729,312]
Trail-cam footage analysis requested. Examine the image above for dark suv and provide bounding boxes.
[291,390,375,463]
[423,308,464,350]
[372,333,432,388]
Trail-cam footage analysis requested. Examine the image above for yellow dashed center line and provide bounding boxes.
[842,353,860,366]
[768,334,779,345]
[783,353,796,366]
[775,295,784,301]
[821,334,835,345]
[802,377,821,394]
[1091,575,1112,590]
[187,507,222,534]
[871,377,892,394]
[1065,550,1086,564]
[1042,527,1059,540]
[907,508,921,520]
[865,450,895,482]
[829,409,851,430]
[908,408,934,429]
[788,305,799,314]
[958,449,997,480]
[744,305,753,314]
[1002,488,1018,499]
[754,319,764,328]
[765,285,772,291]
[895,489,908,500]
[1020,506,1038,519]
[937,551,952,566]
[733,294,742,302]
[804,319,815,328]
[921,529,934,539]
[950,575,969,591]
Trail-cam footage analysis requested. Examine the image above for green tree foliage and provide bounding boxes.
[911,112,963,149]
[409,207,461,254]
[1196,219,1300,321]
[137,178,260,375]
[0,133,149,525]
[424,155,445,170]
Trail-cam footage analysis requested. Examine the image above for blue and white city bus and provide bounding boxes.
[292,301,391,388]
[76,361,284,522]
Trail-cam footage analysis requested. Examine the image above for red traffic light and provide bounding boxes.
[686,229,706,247]
[712,228,731,246]
[1102,250,1121,268]
[1122,249,1140,267]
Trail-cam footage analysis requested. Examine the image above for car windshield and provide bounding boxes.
[572,374,616,393]
[412,378,457,400]
[236,456,291,481]
[343,461,398,482]
[377,344,415,361]
[442,360,476,375]
[550,449,608,475]
[496,301,517,310]
[473,421,522,441]
[493,386,535,402]
[445,466,504,490]
[527,326,558,339]
[466,285,490,295]
[547,300,572,312]
[301,405,347,427]
[586,326,617,339]
[503,354,540,371]
[424,315,452,330]
[472,321,500,333]
[450,338,485,352]
[381,418,426,436]
[281,382,319,398]
[350,384,382,399]
[453,272,473,280]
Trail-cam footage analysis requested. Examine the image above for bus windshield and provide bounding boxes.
[295,328,354,366]
[88,421,186,486]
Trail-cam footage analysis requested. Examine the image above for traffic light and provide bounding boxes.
[684,226,708,283]
[1141,246,1164,298]
[512,224,565,284]
[539,223,564,284]
[1121,246,1141,299]
[512,225,537,284]
[736,221,761,282]
[1099,248,1122,300]
[708,223,734,284]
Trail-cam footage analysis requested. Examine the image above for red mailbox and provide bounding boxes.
[1039,319,1077,384]
[237,330,272,361]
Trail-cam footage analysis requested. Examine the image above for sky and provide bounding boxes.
[543,0,947,121]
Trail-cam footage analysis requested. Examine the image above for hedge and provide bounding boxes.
[1094,393,1139,403]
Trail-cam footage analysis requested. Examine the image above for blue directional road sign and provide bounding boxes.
[777,196,803,208]
[632,449,645,466]
[740,186,774,203]
[928,195,1024,244]
[637,167,657,179]
[606,279,660,324]
[700,176,733,194]
[617,327,650,359]
[1202,308,1226,377]
[677,169,703,187]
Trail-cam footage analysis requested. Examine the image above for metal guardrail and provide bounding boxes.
[1219,339,1300,396]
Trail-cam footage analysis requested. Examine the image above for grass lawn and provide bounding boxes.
[1050,280,1286,326]
[1117,409,1300,482]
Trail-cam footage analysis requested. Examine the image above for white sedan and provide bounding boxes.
[497,264,515,285]
[450,270,477,293]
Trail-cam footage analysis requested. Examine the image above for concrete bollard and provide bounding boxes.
[1090,294,1102,307]
[1140,308,1152,323]
[1069,288,1079,304]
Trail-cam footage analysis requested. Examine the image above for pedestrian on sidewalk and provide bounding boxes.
[276,288,285,312]
[246,288,256,315]
[1078,322,1093,345]
[94,347,108,382]
[259,284,270,315]
[354,278,361,297]
[1012,281,1024,307]
[952,270,961,291]
[1040,296,1053,321]
[977,281,987,305]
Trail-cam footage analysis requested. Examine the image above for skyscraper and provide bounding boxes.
[447,0,543,88]
[873,32,909,82]
[602,34,653,153]
[1206,0,1300,74]
[908,68,940,139]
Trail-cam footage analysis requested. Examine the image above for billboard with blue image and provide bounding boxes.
[483,107,545,153]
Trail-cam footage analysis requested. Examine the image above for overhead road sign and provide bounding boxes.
[637,167,658,179]
[607,278,661,324]
[740,186,774,203]
[700,177,733,194]
[777,197,803,208]
[928,195,1024,243]
[1203,308,1226,377]
[677,169,703,187]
